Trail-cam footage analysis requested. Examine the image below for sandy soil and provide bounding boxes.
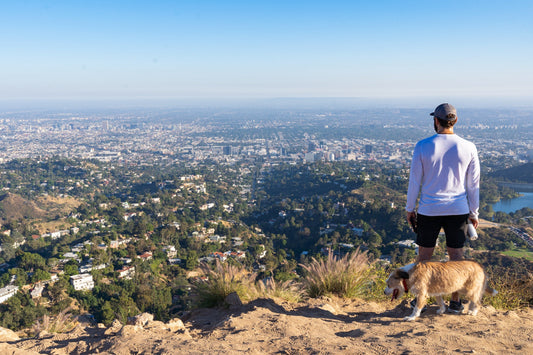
[3,297,532,354]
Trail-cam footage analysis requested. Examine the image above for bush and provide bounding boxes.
[484,269,533,310]
[299,248,373,298]
[192,260,258,308]
[361,262,393,302]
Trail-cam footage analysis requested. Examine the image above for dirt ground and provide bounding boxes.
[3,297,532,354]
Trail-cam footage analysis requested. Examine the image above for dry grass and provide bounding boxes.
[193,260,258,307]
[299,248,373,298]
[32,307,78,335]
[258,278,303,303]
[485,270,533,310]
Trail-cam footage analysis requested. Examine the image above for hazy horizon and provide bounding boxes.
[2,1,532,103]
[1,96,533,112]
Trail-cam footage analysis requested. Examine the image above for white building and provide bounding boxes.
[31,283,45,299]
[0,285,19,303]
[117,266,136,280]
[162,245,177,258]
[70,273,95,291]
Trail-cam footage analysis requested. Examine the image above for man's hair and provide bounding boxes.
[437,116,457,128]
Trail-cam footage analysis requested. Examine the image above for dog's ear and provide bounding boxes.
[396,270,409,279]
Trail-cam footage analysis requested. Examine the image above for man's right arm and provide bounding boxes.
[406,145,422,213]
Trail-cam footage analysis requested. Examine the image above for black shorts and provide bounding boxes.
[416,214,469,249]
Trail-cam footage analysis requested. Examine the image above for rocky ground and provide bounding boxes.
[1,296,532,354]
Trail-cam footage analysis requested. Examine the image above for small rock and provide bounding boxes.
[104,319,123,335]
[145,320,165,330]
[319,303,337,315]
[166,318,186,332]
[225,292,243,308]
[37,330,51,339]
[0,326,20,341]
[128,312,154,326]
[119,324,142,337]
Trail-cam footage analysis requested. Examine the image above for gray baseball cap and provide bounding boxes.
[430,103,457,120]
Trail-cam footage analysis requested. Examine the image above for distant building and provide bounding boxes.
[138,251,153,261]
[117,266,136,280]
[0,285,19,303]
[70,274,95,291]
[31,283,45,299]
[304,152,315,163]
[162,245,177,258]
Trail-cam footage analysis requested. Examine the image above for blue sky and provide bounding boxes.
[1,0,532,103]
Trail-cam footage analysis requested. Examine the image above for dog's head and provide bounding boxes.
[384,268,410,301]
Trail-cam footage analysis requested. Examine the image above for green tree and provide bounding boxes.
[185,250,198,270]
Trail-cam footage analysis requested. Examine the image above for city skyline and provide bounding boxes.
[1,1,533,104]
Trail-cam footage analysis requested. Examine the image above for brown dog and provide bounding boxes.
[384,260,498,321]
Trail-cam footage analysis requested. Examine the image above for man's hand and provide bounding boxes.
[469,218,479,229]
[407,211,417,232]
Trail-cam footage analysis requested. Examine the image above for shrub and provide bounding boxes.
[484,269,533,310]
[361,262,393,302]
[299,248,373,298]
[192,260,258,307]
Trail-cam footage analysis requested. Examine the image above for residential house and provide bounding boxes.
[117,266,135,280]
[162,246,177,259]
[31,283,45,299]
[138,252,153,261]
[0,285,19,303]
[70,274,95,291]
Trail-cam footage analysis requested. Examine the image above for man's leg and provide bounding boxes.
[447,246,464,302]
[415,214,440,262]
[417,246,434,262]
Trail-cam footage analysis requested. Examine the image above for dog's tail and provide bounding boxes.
[484,284,498,297]
[483,272,498,297]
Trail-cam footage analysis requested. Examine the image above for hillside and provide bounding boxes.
[490,162,533,183]
[0,193,81,226]
[0,193,46,222]
[2,298,532,354]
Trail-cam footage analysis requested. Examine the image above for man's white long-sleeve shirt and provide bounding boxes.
[406,134,480,219]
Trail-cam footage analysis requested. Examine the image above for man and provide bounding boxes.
[406,103,480,313]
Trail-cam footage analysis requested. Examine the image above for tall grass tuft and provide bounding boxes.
[300,248,373,298]
[32,306,78,335]
[193,260,258,308]
[258,278,303,303]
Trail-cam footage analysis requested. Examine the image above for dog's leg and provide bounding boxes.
[466,283,483,316]
[404,295,426,321]
[435,296,446,315]
[467,301,479,316]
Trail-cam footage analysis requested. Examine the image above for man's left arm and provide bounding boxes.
[466,145,480,227]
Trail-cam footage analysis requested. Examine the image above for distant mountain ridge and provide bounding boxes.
[490,162,533,184]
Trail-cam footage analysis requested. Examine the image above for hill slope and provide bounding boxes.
[0,192,81,225]
[3,298,532,354]
[0,193,47,222]
[490,162,533,183]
